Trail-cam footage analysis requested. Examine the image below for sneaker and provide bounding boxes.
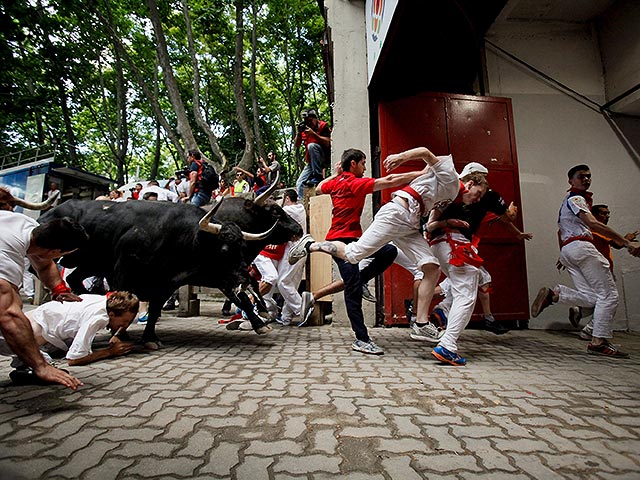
[430,308,448,328]
[352,339,384,355]
[569,306,582,328]
[483,315,509,335]
[225,319,244,330]
[410,322,444,343]
[221,310,232,316]
[9,367,69,386]
[275,317,291,326]
[137,312,149,324]
[298,291,315,327]
[578,324,593,341]
[288,233,315,265]
[263,297,280,319]
[531,287,555,318]
[432,345,466,366]
[162,301,176,311]
[239,320,253,331]
[362,284,376,303]
[587,341,629,358]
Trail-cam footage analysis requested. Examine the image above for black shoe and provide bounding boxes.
[483,318,509,335]
[221,310,232,316]
[9,368,67,386]
[162,303,176,311]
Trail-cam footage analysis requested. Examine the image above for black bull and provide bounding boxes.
[40,198,303,346]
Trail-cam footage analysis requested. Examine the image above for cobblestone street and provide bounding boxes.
[1,301,639,479]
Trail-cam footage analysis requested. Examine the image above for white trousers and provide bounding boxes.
[432,235,480,353]
[436,267,491,317]
[558,241,618,339]
[254,244,305,322]
[344,201,438,268]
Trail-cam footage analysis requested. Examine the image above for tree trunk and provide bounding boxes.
[250,0,266,160]
[182,0,227,172]
[146,0,198,156]
[92,6,185,162]
[233,0,255,170]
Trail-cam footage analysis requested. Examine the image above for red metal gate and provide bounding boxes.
[378,92,529,326]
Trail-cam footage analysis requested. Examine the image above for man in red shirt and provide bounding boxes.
[294,109,332,197]
[297,148,426,355]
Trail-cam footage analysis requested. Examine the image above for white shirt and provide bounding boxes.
[0,211,37,288]
[558,192,593,243]
[392,155,460,227]
[283,203,307,235]
[138,185,179,202]
[26,294,110,360]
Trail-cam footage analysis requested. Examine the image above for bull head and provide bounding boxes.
[199,197,277,240]
[254,162,280,206]
[0,188,60,211]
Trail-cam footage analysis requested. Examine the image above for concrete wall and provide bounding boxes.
[598,0,640,113]
[325,1,374,322]
[486,20,640,331]
[325,2,640,332]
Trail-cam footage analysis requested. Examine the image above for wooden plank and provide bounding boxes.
[308,193,333,325]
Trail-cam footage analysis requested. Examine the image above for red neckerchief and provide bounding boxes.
[452,181,469,204]
[568,187,593,208]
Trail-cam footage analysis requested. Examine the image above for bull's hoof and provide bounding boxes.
[143,341,162,350]
[255,325,272,335]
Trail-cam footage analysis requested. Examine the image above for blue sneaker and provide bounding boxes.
[137,312,148,324]
[431,345,466,366]
[430,308,447,328]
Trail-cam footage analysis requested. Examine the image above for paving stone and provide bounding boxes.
[245,439,303,456]
[0,308,638,480]
[274,454,341,475]
[414,453,482,473]
[49,440,116,478]
[233,455,272,480]
[125,456,202,478]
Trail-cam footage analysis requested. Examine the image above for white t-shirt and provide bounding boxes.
[26,294,110,360]
[0,211,37,288]
[558,192,593,243]
[138,185,179,202]
[392,155,460,227]
[283,203,307,235]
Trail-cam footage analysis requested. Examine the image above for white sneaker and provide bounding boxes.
[352,339,384,355]
[288,234,315,265]
[410,322,444,343]
[239,320,253,331]
[298,291,315,327]
[579,324,593,341]
[264,297,280,319]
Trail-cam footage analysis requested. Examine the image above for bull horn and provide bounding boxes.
[198,198,224,235]
[254,162,280,206]
[241,221,278,241]
[13,190,60,210]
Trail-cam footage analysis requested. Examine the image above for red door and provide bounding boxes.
[378,92,529,325]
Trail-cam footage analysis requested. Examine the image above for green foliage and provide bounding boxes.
[0,0,328,186]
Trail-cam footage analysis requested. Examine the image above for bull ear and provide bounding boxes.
[13,190,60,210]
[254,164,280,206]
[241,221,278,241]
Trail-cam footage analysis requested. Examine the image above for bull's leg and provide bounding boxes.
[233,290,272,335]
[246,284,270,319]
[141,300,163,350]
[65,269,91,294]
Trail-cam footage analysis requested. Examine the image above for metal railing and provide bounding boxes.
[0,145,58,171]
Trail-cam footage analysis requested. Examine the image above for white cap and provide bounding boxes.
[459,162,488,179]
